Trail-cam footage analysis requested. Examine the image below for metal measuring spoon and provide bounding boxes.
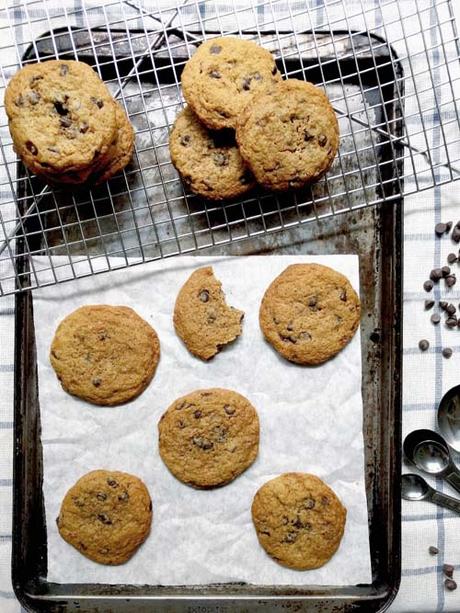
[402,473,460,515]
[438,384,460,452]
[403,429,460,494]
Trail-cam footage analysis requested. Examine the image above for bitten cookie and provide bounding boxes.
[169,107,255,200]
[57,470,152,565]
[259,263,360,365]
[181,37,281,130]
[251,472,347,570]
[158,388,259,488]
[174,266,244,360]
[5,60,117,175]
[236,79,339,190]
[50,305,160,405]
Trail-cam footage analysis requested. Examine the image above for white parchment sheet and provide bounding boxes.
[31,254,371,586]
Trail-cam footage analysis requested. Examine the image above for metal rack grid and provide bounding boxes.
[0,0,459,296]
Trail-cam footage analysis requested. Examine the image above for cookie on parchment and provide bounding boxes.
[158,388,260,488]
[251,472,347,570]
[181,37,281,130]
[259,263,360,365]
[57,470,152,565]
[173,266,244,360]
[236,79,339,190]
[169,107,255,200]
[50,305,160,406]
[5,60,117,176]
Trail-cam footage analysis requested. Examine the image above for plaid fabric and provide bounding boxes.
[1,0,460,611]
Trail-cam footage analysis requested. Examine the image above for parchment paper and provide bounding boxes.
[31,254,372,586]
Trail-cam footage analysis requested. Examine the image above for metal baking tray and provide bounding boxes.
[12,27,402,612]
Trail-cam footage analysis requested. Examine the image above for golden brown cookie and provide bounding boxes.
[173,266,244,360]
[5,60,117,176]
[181,37,281,130]
[251,473,346,570]
[236,79,339,190]
[50,305,160,405]
[158,388,259,488]
[57,470,152,565]
[259,263,360,365]
[169,107,255,200]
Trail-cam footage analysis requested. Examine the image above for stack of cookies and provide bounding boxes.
[5,60,134,186]
[169,36,339,200]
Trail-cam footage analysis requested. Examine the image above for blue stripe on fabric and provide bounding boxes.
[0,364,13,373]
[0,590,16,600]
[0,422,13,429]
[0,535,12,542]
[403,512,457,522]
[0,479,12,487]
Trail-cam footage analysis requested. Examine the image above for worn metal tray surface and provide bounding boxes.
[13,28,402,612]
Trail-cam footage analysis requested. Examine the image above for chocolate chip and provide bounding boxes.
[446,274,457,287]
[272,65,278,75]
[308,296,317,308]
[452,227,460,243]
[80,121,89,134]
[149,501,152,512]
[118,491,129,502]
[60,116,72,128]
[430,268,443,282]
[59,63,69,76]
[193,410,202,418]
[303,130,314,142]
[447,304,457,315]
[318,134,328,147]
[440,301,448,310]
[96,492,107,501]
[28,91,40,105]
[435,222,447,236]
[445,579,457,591]
[425,299,435,310]
[107,478,118,488]
[242,77,251,91]
[192,436,213,450]
[199,290,209,302]
[283,531,298,543]
[444,564,455,578]
[54,99,68,116]
[429,546,439,555]
[447,221,453,232]
[446,317,457,328]
[224,404,235,415]
[92,377,101,387]
[210,44,222,54]
[15,95,24,107]
[91,96,104,108]
[443,347,453,359]
[209,70,221,79]
[218,110,230,118]
[448,253,458,264]
[30,75,43,86]
[79,542,88,551]
[418,339,430,351]
[340,289,347,302]
[424,280,434,292]
[431,313,441,324]
[213,152,229,166]
[97,513,112,525]
[25,140,37,154]
[180,134,191,147]
[442,266,451,277]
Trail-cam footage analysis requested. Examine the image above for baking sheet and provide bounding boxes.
[31,254,371,586]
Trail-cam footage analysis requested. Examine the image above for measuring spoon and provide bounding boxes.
[438,384,460,453]
[403,429,460,494]
[402,473,460,515]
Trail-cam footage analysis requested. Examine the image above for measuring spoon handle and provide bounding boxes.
[443,470,460,495]
[431,490,460,515]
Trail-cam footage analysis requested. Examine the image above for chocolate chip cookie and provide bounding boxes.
[174,266,244,360]
[50,305,160,405]
[158,388,259,488]
[251,472,347,570]
[181,37,281,130]
[5,60,117,176]
[57,470,152,565]
[259,263,360,365]
[236,79,339,190]
[169,107,255,200]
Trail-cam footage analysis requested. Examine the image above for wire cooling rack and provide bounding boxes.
[0,0,459,295]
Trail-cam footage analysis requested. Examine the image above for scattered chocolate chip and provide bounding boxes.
[192,436,213,450]
[452,227,460,243]
[199,289,209,302]
[28,91,40,105]
[213,152,229,166]
[224,404,235,415]
[96,492,107,501]
[424,280,434,292]
[180,134,190,147]
[447,221,453,231]
[30,75,43,86]
[303,130,314,142]
[456,221,460,229]
[443,347,453,359]
[15,95,24,107]
[107,478,118,488]
[60,116,72,128]
[419,339,430,351]
[210,44,222,54]
[90,97,104,108]
[448,253,458,264]
[92,377,101,387]
[79,542,88,551]
[425,299,435,310]
[431,313,441,325]
[242,77,252,91]
[80,121,89,134]
[209,70,221,79]
[429,546,439,555]
[54,99,68,116]
[445,579,457,591]
[59,63,69,76]
[308,296,317,308]
[97,513,112,525]
[340,289,347,302]
[446,317,457,328]
[25,140,37,154]
[193,410,202,418]
[443,266,452,277]
[118,491,129,502]
[444,564,455,578]
[430,268,443,282]
[213,424,227,443]
[440,301,448,310]
[446,275,457,287]
[435,222,448,236]
[447,303,457,315]
[318,134,328,147]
